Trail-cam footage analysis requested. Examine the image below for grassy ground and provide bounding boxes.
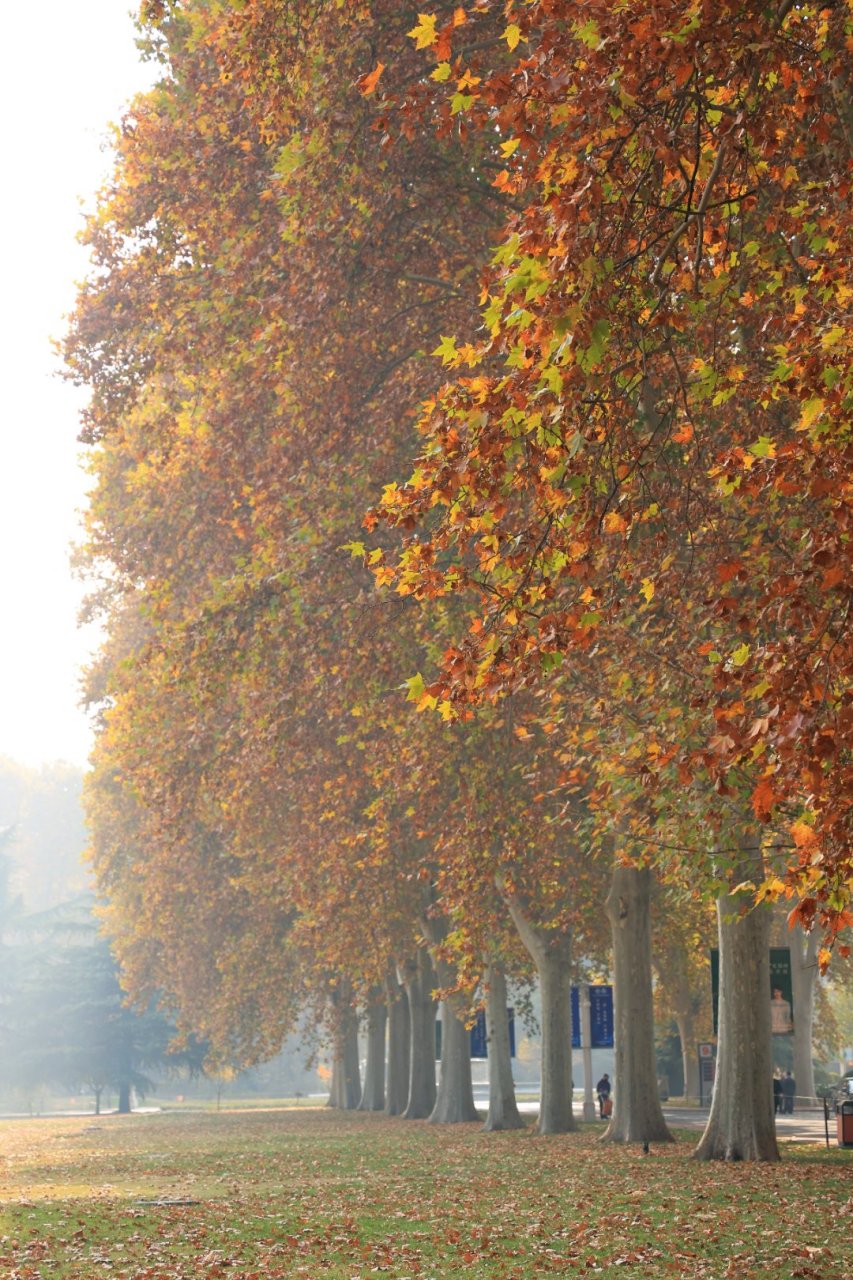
[0,1108,850,1279]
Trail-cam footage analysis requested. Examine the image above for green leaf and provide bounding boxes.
[433,334,458,365]
[578,318,610,372]
[574,18,600,48]
[340,540,366,558]
[404,673,426,703]
[450,92,475,115]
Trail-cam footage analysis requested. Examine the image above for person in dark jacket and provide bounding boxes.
[773,1071,783,1114]
[781,1070,796,1114]
[596,1073,612,1118]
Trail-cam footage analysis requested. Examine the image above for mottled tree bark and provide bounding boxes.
[483,961,524,1131]
[401,948,437,1119]
[503,886,576,1134]
[358,988,387,1112]
[694,844,779,1162]
[426,927,478,1123]
[385,968,410,1117]
[604,865,673,1144]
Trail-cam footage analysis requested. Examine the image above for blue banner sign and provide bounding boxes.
[437,1008,517,1059]
[470,1009,488,1058]
[570,985,614,1049]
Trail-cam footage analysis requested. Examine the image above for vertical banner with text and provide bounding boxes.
[570,985,614,1048]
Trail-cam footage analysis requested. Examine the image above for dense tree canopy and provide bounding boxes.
[367,0,852,949]
[64,0,850,1160]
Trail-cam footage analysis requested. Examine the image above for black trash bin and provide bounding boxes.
[837,1100,853,1148]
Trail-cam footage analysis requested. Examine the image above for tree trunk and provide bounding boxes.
[675,1010,701,1103]
[694,844,779,1162]
[483,961,524,1131]
[604,865,673,1144]
[385,968,410,1117]
[428,945,478,1124]
[401,949,437,1119]
[655,933,703,1103]
[117,1081,132,1115]
[503,887,576,1134]
[327,981,361,1110]
[94,1086,102,1116]
[790,924,819,1106]
[358,988,387,1112]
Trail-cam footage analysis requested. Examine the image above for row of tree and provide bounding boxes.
[65,1,850,1160]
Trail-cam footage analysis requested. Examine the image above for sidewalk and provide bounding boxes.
[511,1099,838,1145]
[663,1104,836,1145]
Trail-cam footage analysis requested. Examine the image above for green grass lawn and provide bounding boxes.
[0,1108,850,1278]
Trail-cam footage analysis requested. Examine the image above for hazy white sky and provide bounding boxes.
[0,4,155,768]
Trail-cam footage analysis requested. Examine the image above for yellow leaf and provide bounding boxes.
[798,396,825,431]
[503,22,521,50]
[408,13,438,49]
[500,137,520,158]
[731,642,750,667]
[640,577,655,603]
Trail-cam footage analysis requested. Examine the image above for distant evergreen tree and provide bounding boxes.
[0,895,205,1112]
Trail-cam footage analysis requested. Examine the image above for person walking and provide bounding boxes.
[596,1073,612,1118]
[781,1070,796,1115]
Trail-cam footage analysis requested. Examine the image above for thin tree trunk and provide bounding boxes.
[655,936,703,1102]
[604,865,673,1144]
[790,924,819,1106]
[503,885,576,1134]
[385,968,410,1116]
[694,843,779,1162]
[327,980,361,1110]
[484,961,524,1131]
[116,1038,133,1115]
[428,949,478,1123]
[401,949,437,1119]
[675,1010,701,1103]
[358,988,387,1112]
